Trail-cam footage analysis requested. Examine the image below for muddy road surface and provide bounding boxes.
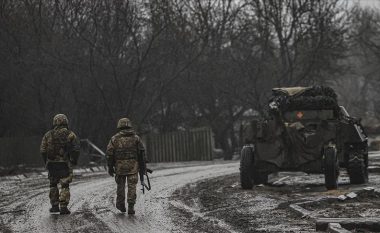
[1,153,380,233]
[0,162,238,232]
[171,173,380,232]
[170,152,380,232]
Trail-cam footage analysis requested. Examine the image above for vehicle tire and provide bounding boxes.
[348,154,368,184]
[324,147,339,190]
[240,146,254,189]
[253,172,268,185]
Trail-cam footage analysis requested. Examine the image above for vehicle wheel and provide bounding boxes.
[324,147,339,190]
[348,154,368,184]
[253,172,268,185]
[240,146,254,189]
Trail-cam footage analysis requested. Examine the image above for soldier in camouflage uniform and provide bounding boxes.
[40,114,80,215]
[106,118,146,214]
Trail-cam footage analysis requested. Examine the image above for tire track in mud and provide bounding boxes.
[170,174,320,233]
[171,171,380,233]
[1,162,239,232]
[86,163,240,232]
[5,175,113,233]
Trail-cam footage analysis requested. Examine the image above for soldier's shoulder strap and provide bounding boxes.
[113,132,123,140]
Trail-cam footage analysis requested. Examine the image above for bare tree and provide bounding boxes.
[0,0,354,154]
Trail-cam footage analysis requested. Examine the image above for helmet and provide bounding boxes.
[117,118,132,129]
[53,114,69,126]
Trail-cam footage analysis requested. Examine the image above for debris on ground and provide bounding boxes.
[171,169,380,232]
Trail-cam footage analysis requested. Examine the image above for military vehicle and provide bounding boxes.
[240,86,368,190]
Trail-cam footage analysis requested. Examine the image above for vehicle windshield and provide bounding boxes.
[283,110,335,122]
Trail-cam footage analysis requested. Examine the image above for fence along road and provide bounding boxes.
[144,127,214,163]
[0,127,214,169]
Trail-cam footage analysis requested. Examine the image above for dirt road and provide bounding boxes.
[170,152,380,232]
[0,162,238,233]
[1,153,380,232]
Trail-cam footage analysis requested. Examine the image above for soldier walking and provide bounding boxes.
[106,118,146,214]
[40,114,80,215]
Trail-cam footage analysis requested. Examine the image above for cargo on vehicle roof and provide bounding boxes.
[269,86,339,112]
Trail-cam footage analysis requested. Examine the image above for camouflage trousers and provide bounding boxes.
[115,174,138,207]
[49,174,73,207]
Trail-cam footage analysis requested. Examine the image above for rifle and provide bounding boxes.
[139,167,152,194]
[138,152,152,194]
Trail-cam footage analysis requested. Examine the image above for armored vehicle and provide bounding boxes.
[240,86,368,190]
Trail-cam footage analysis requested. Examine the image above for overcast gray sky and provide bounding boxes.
[353,0,380,8]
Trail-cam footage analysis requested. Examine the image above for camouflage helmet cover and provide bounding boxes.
[117,118,132,129]
[53,114,69,126]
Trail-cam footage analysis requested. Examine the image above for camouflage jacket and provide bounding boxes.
[40,126,80,165]
[106,129,146,175]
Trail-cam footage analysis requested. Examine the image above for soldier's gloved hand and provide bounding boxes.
[108,166,115,177]
[41,153,47,165]
[70,153,79,166]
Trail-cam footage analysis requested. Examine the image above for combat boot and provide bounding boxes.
[49,205,60,213]
[59,206,71,215]
[128,203,135,215]
[116,203,126,213]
